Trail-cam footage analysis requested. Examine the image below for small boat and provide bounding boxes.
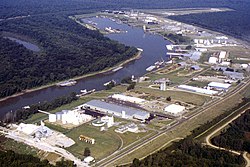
[76,89,96,97]
[56,80,77,87]
[146,65,156,71]
[112,66,123,72]
[104,80,116,86]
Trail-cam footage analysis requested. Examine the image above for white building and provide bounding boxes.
[241,64,249,69]
[164,104,185,117]
[219,51,227,60]
[84,156,95,163]
[49,114,56,122]
[195,48,208,52]
[160,82,166,91]
[50,110,92,125]
[208,57,218,64]
[84,100,150,121]
[208,82,231,90]
[17,123,41,135]
[221,61,231,66]
[110,94,146,104]
[115,123,139,133]
[101,116,114,127]
[178,85,218,95]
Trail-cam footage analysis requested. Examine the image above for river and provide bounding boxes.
[0,17,170,117]
[5,37,41,52]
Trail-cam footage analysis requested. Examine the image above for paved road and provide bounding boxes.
[205,107,250,167]
[0,126,88,167]
[96,77,250,167]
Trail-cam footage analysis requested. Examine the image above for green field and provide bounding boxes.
[188,80,210,87]
[133,86,211,106]
[65,124,121,160]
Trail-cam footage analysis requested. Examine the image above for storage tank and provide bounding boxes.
[49,114,56,122]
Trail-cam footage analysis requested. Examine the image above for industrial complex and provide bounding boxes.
[83,100,150,121]
[1,8,250,167]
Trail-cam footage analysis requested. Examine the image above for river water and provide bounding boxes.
[0,17,170,117]
[5,37,41,52]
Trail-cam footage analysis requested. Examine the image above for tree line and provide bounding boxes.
[2,92,78,124]
[129,138,244,167]
[212,108,250,152]
[0,14,137,98]
[0,150,76,167]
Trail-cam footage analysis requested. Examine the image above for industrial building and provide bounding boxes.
[83,100,150,121]
[208,57,218,64]
[208,82,231,90]
[115,123,139,133]
[49,109,93,125]
[79,135,95,144]
[92,116,114,128]
[178,85,218,95]
[223,71,244,80]
[110,94,146,104]
[164,104,186,117]
[219,51,227,61]
[16,122,75,147]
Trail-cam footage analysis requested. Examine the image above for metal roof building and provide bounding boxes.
[164,104,185,117]
[110,94,146,104]
[178,85,218,95]
[83,100,150,121]
[223,71,244,80]
[208,82,231,90]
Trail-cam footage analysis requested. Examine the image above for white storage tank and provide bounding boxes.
[56,112,62,121]
[49,114,56,122]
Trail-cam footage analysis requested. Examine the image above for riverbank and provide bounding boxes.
[0,51,142,103]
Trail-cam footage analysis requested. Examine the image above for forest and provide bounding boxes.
[128,138,244,167]
[169,10,250,43]
[0,14,137,98]
[212,109,250,152]
[0,150,75,167]
[1,0,250,19]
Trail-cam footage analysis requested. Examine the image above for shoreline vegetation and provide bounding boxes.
[0,51,142,103]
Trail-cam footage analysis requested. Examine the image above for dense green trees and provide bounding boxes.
[128,138,244,167]
[83,147,91,157]
[164,33,190,44]
[0,150,76,167]
[212,109,250,152]
[0,15,137,98]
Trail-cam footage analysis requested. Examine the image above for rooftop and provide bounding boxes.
[208,82,231,89]
[164,104,185,114]
[84,100,149,117]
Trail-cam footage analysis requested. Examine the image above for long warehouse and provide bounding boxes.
[83,100,150,121]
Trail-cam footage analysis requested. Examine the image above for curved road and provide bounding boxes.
[205,107,250,167]
[96,77,250,167]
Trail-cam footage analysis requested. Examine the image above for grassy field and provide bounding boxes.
[65,123,121,161]
[116,130,154,148]
[188,80,210,87]
[133,86,211,106]
[112,93,244,165]
[148,119,174,129]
